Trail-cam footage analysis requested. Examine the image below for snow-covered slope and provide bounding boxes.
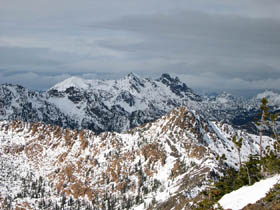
[47,73,202,133]
[218,175,280,210]
[0,84,74,127]
[48,73,201,115]
[0,107,275,209]
[51,76,91,91]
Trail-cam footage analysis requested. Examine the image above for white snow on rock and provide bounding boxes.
[218,174,280,210]
[50,76,90,91]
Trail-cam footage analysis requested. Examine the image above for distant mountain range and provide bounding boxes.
[0,73,279,134]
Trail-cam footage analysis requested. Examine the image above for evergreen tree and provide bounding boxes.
[255,98,269,159]
[269,112,279,152]
[232,135,243,168]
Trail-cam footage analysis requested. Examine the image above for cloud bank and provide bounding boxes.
[0,0,279,95]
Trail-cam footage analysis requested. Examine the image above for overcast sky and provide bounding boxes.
[0,0,280,96]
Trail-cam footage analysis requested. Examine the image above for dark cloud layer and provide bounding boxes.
[0,46,62,70]
[93,11,280,94]
[0,0,280,96]
[95,11,280,62]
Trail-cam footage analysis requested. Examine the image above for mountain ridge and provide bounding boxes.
[1,73,201,134]
[0,73,279,135]
[0,106,275,209]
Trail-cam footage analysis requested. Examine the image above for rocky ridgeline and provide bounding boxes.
[0,107,275,209]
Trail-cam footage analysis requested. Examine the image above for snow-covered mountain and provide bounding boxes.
[46,73,201,133]
[0,73,202,134]
[198,92,260,133]
[0,107,275,209]
[0,84,76,127]
[0,73,278,135]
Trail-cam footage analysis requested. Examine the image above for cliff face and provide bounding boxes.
[0,107,274,209]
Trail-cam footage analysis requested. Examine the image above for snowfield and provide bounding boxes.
[218,174,280,210]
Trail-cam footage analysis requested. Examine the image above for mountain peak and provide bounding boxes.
[50,76,89,91]
[158,73,180,84]
[157,73,201,100]
[122,72,146,91]
[126,72,140,79]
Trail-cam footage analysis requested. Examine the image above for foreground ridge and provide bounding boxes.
[0,107,275,209]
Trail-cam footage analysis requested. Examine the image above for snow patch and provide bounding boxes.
[218,174,280,210]
[50,76,89,91]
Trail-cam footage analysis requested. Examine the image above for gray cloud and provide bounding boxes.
[0,46,62,71]
[167,61,280,81]
[0,0,280,95]
[95,11,280,58]
[93,11,280,90]
[0,72,71,90]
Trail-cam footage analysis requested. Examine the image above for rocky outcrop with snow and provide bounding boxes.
[0,107,275,209]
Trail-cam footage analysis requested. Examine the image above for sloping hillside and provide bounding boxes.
[0,107,274,209]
